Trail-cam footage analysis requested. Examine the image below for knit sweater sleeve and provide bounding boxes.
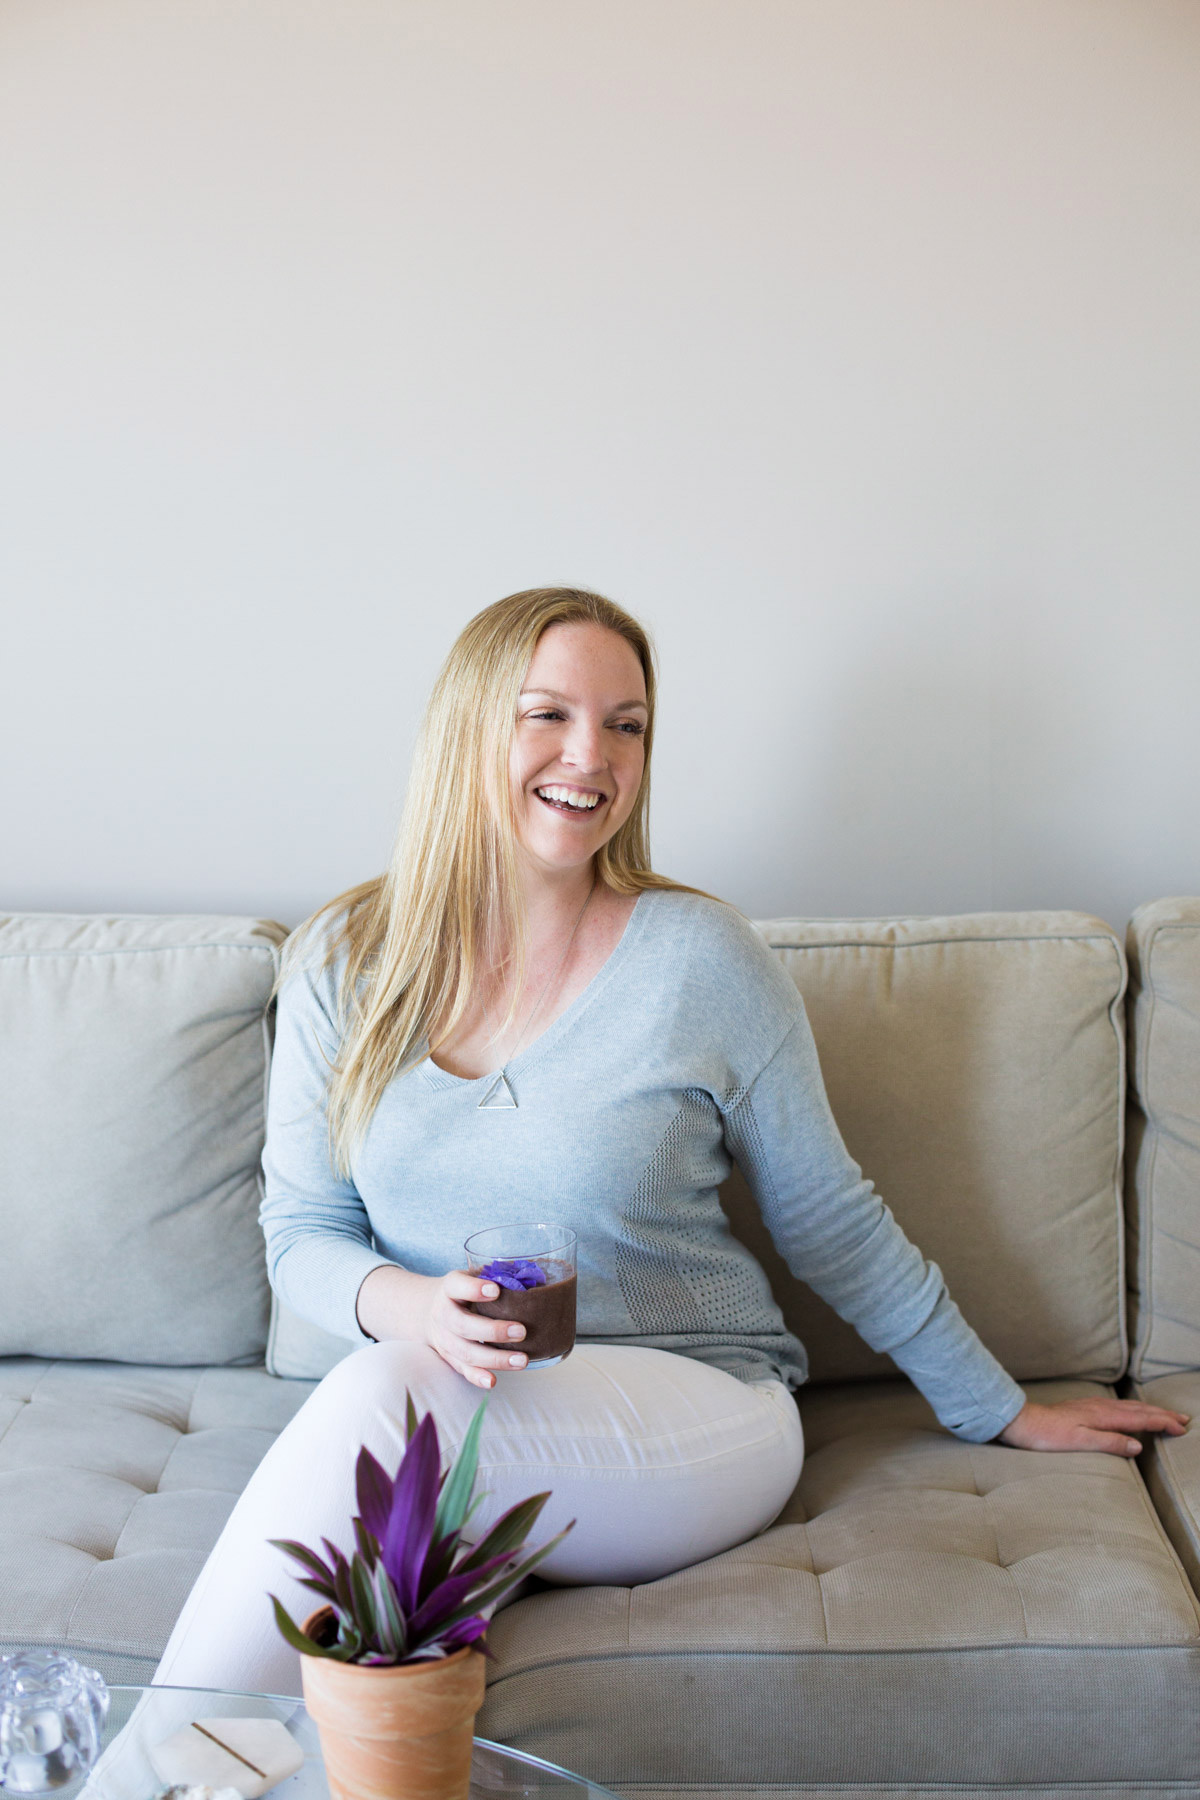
[259,950,393,1342]
[723,993,1028,1444]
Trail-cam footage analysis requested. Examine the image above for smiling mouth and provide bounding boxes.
[535,784,607,817]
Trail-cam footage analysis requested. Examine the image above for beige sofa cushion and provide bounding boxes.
[266,1296,356,1381]
[722,911,1127,1385]
[480,1377,1200,1792]
[1125,897,1200,1381]
[0,1357,314,1683]
[0,914,286,1364]
[1133,1371,1200,1598]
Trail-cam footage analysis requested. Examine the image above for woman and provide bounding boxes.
[154,585,1187,1697]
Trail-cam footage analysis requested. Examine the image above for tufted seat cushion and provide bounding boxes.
[479,1377,1200,1794]
[1133,1371,1200,1600]
[0,1358,314,1682]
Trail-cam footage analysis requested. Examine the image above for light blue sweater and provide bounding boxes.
[260,889,1027,1443]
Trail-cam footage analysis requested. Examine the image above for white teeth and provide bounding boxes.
[537,785,602,810]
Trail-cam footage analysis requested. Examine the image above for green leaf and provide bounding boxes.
[372,1561,409,1660]
[322,1540,355,1617]
[269,1595,346,1660]
[349,1552,380,1644]
[268,1538,336,1587]
[434,1399,488,1542]
[456,1494,549,1572]
[435,1521,575,1632]
[460,1492,487,1530]
[404,1388,419,1444]
[296,1575,339,1603]
[353,1516,380,1567]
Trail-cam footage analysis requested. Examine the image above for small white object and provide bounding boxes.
[149,1719,303,1799]
[20,1712,64,1756]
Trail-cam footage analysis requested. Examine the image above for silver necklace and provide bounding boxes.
[477,879,596,1110]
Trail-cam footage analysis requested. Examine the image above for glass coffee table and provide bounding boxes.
[84,1686,618,1800]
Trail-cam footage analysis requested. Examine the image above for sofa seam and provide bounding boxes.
[483,1639,1200,1679]
[758,930,1122,951]
[1104,929,1131,1382]
[1131,919,1161,1382]
[0,943,280,962]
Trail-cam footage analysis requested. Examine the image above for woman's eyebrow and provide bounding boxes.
[520,686,648,711]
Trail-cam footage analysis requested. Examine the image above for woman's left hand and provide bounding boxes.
[998,1396,1190,1455]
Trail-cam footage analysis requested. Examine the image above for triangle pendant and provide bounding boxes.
[478,1072,518,1110]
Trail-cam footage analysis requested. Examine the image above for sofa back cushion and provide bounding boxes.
[1125,897,1200,1381]
[720,910,1128,1385]
[0,913,286,1364]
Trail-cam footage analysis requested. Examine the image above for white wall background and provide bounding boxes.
[2,0,1198,931]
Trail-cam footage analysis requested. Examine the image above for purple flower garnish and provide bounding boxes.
[482,1257,547,1291]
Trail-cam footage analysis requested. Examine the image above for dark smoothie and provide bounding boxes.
[469,1257,577,1366]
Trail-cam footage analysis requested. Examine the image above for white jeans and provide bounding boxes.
[153,1341,805,1697]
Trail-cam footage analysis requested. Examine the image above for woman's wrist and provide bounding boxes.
[355,1263,435,1344]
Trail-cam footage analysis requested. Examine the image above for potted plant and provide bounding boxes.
[269,1393,572,1800]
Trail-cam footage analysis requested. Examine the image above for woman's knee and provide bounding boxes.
[298,1340,478,1458]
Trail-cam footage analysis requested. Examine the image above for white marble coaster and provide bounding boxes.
[149,1720,303,1799]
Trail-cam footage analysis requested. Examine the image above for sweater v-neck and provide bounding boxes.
[419,888,655,1093]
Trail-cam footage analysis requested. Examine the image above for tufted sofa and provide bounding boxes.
[3,899,1200,1800]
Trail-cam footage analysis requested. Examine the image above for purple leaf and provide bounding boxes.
[407,1551,515,1642]
[382,1412,442,1614]
[439,1614,490,1649]
[355,1447,395,1543]
[417,1528,462,1606]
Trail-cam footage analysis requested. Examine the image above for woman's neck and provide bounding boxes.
[516,859,597,949]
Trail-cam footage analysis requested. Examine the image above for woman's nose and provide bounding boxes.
[561,717,605,772]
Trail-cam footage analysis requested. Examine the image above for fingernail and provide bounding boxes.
[482,1284,499,1298]
[509,1354,527,1368]
[1127,1440,1142,1454]
[507,1325,525,1339]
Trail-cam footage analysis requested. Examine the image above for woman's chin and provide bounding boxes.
[516,833,605,879]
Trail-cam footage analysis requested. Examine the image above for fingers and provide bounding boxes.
[457,1309,528,1347]
[429,1270,529,1382]
[1082,1400,1190,1435]
[440,1270,529,1338]
[432,1348,497,1391]
[442,1269,499,1303]
[1078,1429,1144,1457]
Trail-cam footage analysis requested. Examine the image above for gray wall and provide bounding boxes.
[3,0,1198,930]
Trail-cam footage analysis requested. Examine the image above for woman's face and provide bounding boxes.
[509,621,648,878]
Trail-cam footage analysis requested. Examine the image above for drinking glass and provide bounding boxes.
[464,1223,578,1367]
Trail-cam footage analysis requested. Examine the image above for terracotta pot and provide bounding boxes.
[299,1607,487,1800]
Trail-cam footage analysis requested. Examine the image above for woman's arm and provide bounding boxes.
[355,1264,531,1390]
[726,1002,1188,1454]
[261,952,536,1387]
[259,954,392,1342]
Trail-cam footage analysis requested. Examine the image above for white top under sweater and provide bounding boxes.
[259,888,1028,1443]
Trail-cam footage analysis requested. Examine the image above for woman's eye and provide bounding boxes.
[614,721,645,735]
[527,710,564,722]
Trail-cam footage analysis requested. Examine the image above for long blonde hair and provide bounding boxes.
[283,586,703,1175]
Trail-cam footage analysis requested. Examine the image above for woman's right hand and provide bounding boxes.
[356,1263,528,1389]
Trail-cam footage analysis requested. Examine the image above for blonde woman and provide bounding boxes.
[148,586,1188,1698]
